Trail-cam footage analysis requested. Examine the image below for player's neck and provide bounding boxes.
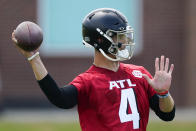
[93,50,120,72]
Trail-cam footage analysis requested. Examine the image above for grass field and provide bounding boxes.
[0,121,195,131]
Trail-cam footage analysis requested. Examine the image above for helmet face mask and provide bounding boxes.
[82,8,135,61]
[97,26,135,61]
[106,26,135,61]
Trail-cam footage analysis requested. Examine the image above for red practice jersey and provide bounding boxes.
[70,63,156,131]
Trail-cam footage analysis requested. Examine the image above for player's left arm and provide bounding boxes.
[149,93,175,121]
[143,55,175,113]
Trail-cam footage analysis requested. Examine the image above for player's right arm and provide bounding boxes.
[11,31,78,109]
[12,31,48,80]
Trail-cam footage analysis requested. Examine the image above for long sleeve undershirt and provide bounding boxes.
[38,74,175,121]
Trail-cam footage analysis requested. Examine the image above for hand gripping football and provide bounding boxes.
[14,21,43,52]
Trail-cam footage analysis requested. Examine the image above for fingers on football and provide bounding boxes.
[11,30,18,43]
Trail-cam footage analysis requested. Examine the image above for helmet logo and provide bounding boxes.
[119,27,125,30]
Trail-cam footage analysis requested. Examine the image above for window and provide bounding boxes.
[37,0,143,57]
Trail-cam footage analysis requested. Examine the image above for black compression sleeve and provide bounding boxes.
[149,94,175,121]
[38,74,78,109]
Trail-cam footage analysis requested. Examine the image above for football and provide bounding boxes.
[14,21,43,52]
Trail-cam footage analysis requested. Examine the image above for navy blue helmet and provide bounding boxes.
[82,8,135,61]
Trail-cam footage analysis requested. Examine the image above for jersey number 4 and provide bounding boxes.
[119,88,140,129]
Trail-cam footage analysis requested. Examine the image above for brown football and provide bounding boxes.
[14,21,43,52]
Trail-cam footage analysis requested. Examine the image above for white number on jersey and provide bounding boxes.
[119,88,140,129]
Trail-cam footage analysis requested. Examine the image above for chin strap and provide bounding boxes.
[117,49,130,59]
[82,40,93,48]
[83,27,134,61]
[83,40,133,61]
[99,49,120,61]
[99,48,133,61]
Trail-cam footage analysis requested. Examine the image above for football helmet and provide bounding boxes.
[82,8,135,61]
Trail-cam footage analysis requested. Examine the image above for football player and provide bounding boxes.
[12,8,175,131]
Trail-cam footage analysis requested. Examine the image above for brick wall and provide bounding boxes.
[0,0,194,108]
[142,0,186,106]
[184,0,196,106]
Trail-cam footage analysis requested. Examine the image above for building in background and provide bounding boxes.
[0,0,195,109]
[38,0,143,57]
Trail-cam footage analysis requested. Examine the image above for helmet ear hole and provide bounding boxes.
[110,48,117,54]
[108,45,118,54]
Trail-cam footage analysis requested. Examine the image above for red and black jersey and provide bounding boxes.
[70,63,156,131]
[38,63,175,131]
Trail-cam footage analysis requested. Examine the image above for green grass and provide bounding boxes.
[0,121,195,131]
[147,121,196,131]
[0,122,81,131]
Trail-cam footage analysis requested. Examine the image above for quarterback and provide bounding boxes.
[12,8,175,131]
